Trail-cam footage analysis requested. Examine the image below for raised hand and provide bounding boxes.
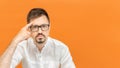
[12,23,32,44]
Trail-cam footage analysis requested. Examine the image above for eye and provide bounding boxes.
[41,24,49,27]
[42,25,46,27]
[32,25,38,28]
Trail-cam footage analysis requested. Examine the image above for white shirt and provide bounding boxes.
[10,37,75,68]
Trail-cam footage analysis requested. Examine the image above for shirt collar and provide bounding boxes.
[28,37,50,53]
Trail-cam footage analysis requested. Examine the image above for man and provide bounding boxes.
[0,8,75,68]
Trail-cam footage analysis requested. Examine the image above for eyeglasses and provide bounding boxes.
[30,24,50,32]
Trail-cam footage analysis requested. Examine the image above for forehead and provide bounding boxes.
[30,15,49,25]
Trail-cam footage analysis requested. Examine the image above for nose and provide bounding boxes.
[38,28,42,33]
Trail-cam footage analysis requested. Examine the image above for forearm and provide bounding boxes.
[0,40,18,68]
[0,23,32,68]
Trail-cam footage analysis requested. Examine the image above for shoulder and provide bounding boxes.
[48,37,69,50]
[48,37,71,59]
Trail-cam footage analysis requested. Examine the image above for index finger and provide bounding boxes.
[23,23,33,31]
[26,23,33,28]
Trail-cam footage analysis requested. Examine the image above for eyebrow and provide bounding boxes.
[32,24,49,26]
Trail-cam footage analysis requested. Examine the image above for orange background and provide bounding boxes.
[0,0,120,68]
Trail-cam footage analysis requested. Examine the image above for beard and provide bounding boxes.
[35,33,46,44]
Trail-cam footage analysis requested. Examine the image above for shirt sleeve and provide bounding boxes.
[10,45,23,68]
[60,46,76,68]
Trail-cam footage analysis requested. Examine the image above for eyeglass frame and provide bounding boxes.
[29,24,50,32]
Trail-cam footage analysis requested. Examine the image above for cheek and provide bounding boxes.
[45,30,50,36]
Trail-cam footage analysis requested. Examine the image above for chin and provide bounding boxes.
[36,39,46,44]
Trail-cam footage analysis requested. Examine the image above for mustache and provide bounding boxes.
[36,33,45,37]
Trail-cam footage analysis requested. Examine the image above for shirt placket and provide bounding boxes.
[36,49,44,68]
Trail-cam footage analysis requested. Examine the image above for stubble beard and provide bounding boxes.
[35,33,46,44]
[36,37,46,44]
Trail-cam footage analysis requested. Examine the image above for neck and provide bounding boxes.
[35,40,47,52]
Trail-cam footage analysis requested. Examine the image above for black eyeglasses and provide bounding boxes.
[30,24,50,32]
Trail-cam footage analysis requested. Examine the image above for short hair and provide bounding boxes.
[27,8,50,23]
